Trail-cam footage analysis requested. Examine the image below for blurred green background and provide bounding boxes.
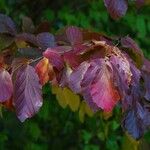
[1,0,150,149]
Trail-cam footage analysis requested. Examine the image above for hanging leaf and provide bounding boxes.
[104,0,128,19]
[14,65,43,122]
[52,85,80,111]
[79,101,86,123]
[83,59,120,112]
[35,58,54,85]
[63,87,80,112]
[0,69,13,102]
[69,61,90,93]
[52,85,68,109]
[121,36,144,68]
[0,14,16,35]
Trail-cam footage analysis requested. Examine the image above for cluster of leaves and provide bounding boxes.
[0,11,150,141]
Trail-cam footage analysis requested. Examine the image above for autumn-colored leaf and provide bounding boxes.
[0,69,13,102]
[35,57,54,85]
[14,65,43,122]
[104,0,128,19]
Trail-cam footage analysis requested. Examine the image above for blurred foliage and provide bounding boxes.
[1,0,150,149]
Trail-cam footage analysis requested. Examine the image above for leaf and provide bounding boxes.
[66,26,83,45]
[104,0,128,19]
[85,59,120,112]
[79,101,85,123]
[142,59,150,101]
[122,102,144,140]
[52,85,80,111]
[0,34,14,51]
[35,58,54,85]
[110,54,132,103]
[22,16,35,33]
[36,32,55,49]
[0,13,16,35]
[69,61,90,93]
[51,85,68,108]
[79,101,94,122]
[43,48,64,71]
[14,65,43,122]
[121,36,144,68]
[63,87,80,112]
[84,101,94,117]
[122,85,150,139]
[0,69,13,102]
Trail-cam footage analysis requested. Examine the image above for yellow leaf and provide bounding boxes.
[51,86,80,111]
[84,102,94,117]
[79,101,85,123]
[63,88,80,112]
[51,86,68,108]
[15,40,27,48]
[122,133,140,150]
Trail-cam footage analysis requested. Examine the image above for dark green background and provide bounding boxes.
[0,0,150,149]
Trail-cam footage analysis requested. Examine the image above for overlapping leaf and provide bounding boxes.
[35,58,54,85]
[14,65,43,122]
[121,36,144,68]
[0,69,13,102]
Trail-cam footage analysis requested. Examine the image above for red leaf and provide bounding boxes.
[89,59,120,111]
[0,69,13,102]
[104,0,128,19]
[35,58,54,85]
[14,65,43,122]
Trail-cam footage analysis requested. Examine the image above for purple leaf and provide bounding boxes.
[123,102,144,139]
[0,69,13,102]
[66,26,83,45]
[104,0,128,19]
[36,32,55,49]
[43,48,64,71]
[14,65,43,122]
[142,59,150,101]
[68,61,90,93]
[122,87,150,139]
[121,36,144,67]
[0,14,16,35]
